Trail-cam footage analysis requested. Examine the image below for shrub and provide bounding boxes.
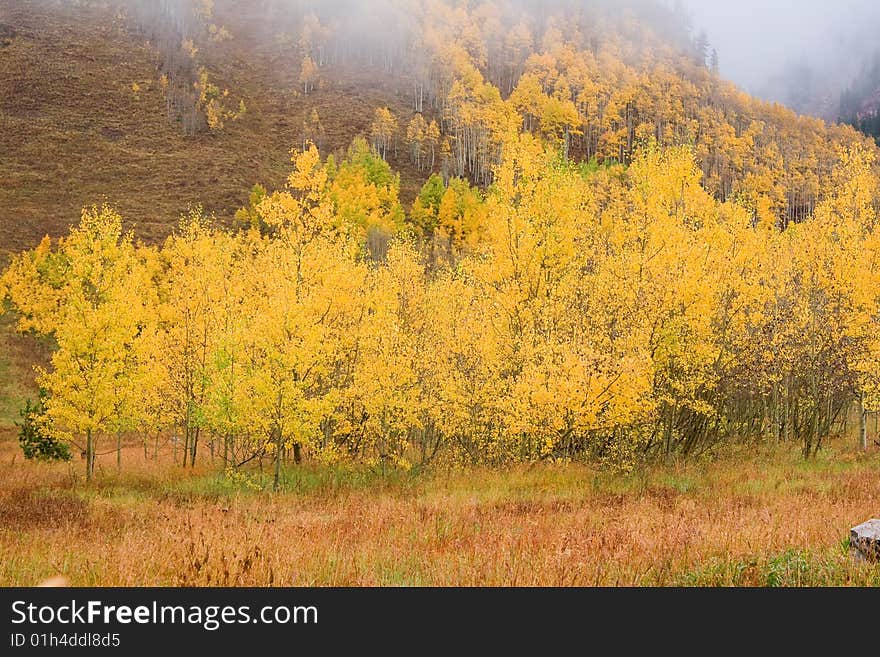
[17,392,71,462]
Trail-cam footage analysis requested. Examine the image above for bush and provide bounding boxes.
[17,392,71,462]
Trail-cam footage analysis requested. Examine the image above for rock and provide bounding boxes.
[850,519,880,562]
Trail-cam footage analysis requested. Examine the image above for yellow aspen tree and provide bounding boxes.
[253,143,365,487]
[370,107,398,161]
[299,56,319,95]
[437,184,460,261]
[349,244,425,471]
[155,210,239,468]
[406,113,427,169]
[4,206,152,480]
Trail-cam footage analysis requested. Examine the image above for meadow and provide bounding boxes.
[2,432,879,587]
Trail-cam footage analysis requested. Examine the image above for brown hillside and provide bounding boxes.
[0,0,423,256]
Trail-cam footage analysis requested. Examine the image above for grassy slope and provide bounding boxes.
[0,0,423,256]
[0,438,878,585]
[1,0,245,251]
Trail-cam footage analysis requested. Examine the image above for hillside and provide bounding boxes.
[2,0,878,262]
[0,0,425,256]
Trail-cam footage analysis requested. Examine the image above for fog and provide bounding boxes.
[52,0,880,120]
[684,0,880,118]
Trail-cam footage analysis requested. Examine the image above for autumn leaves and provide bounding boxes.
[3,137,878,479]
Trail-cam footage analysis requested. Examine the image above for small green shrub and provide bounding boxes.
[17,392,71,462]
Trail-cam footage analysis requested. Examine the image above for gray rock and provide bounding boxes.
[850,519,880,561]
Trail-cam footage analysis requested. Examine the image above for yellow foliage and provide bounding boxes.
[4,136,880,475]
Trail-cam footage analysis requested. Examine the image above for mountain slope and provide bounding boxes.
[3,0,877,263]
[0,0,425,256]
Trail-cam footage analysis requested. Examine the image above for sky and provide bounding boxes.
[683,0,880,111]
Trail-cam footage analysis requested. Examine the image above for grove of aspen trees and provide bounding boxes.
[3,0,880,484]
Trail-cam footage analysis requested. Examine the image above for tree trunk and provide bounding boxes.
[190,427,199,468]
[273,431,283,492]
[117,430,122,472]
[859,392,868,452]
[772,383,780,443]
[86,429,94,481]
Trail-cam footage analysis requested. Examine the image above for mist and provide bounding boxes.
[47,0,880,121]
[684,0,880,118]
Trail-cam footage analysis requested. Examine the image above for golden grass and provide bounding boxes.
[1,433,878,586]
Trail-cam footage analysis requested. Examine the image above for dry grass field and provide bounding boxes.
[1,432,878,586]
